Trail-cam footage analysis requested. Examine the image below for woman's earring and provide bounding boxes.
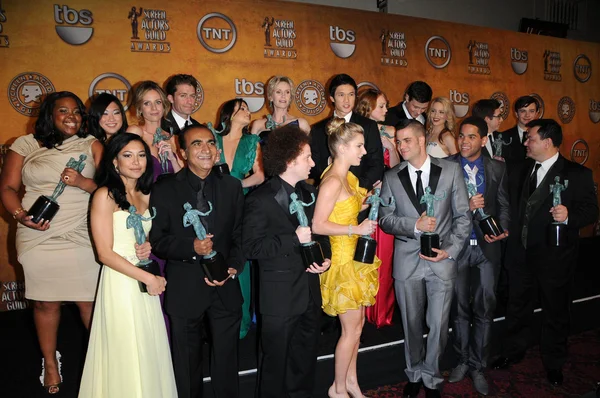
[114,165,120,174]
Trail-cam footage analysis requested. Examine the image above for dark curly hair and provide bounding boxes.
[94,133,154,210]
[34,91,88,149]
[217,98,249,136]
[88,93,129,143]
[263,125,311,176]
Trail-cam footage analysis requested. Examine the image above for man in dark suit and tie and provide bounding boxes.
[162,74,201,135]
[384,81,432,127]
[243,125,331,398]
[492,119,598,386]
[446,117,510,396]
[472,99,503,159]
[150,124,245,398]
[379,119,471,398]
[498,95,540,164]
[309,73,383,189]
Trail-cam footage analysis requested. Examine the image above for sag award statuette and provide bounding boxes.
[152,127,173,174]
[354,188,394,264]
[289,192,325,267]
[207,122,230,175]
[419,187,446,257]
[548,176,568,246]
[28,154,87,224]
[492,133,512,159]
[182,202,229,281]
[465,177,504,237]
[125,205,161,293]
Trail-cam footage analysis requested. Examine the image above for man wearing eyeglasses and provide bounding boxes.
[472,99,503,159]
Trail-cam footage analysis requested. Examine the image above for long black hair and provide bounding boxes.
[217,98,249,136]
[94,133,154,210]
[34,91,88,149]
[88,93,129,143]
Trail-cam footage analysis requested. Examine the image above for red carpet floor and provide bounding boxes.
[365,328,600,397]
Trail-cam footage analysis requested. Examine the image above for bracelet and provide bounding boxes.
[13,207,25,220]
[348,225,353,236]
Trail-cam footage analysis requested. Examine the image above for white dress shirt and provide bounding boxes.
[333,111,352,123]
[402,102,426,125]
[531,151,559,188]
[171,110,191,130]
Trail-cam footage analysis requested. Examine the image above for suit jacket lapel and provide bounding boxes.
[527,156,565,218]
[271,178,298,228]
[483,156,495,207]
[429,161,442,194]
[398,166,421,215]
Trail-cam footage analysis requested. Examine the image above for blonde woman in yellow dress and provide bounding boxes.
[313,118,381,398]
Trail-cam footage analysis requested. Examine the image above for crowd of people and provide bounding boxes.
[0,72,597,398]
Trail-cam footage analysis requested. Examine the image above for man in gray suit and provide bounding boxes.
[379,119,471,398]
[446,117,510,395]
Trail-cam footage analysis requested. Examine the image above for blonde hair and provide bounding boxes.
[427,97,456,137]
[133,80,171,120]
[355,89,388,119]
[326,117,364,157]
[267,76,295,109]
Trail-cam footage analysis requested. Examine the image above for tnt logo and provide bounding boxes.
[88,73,132,111]
[197,13,237,54]
[329,26,356,58]
[450,89,470,118]
[425,36,451,69]
[54,5,94,45]
[235,79,264,113]
[574,54,592,83]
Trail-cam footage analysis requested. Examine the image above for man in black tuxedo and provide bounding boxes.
[492,119,598,386]
[309,73,383,189]
[472,99,503,159]
[446,117,510,396]
[161,74,201,135]
[383,80,432,127]
[498,96,540,164]
[243,125,331,397]
[150,124,245,398]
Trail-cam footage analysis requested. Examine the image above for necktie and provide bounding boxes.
[197,179,210,228]
[529,163,541,197]
[184,119,191,128]
[521,131,527,145]
[415,170,426,213]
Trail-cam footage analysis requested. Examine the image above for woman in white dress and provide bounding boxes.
[79,133,176,397]
[425,97,458,158]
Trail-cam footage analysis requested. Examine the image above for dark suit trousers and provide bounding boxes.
[452,244,499,370]
[256,294,320,398]
[170,290,242,398]
[504,244,577,370]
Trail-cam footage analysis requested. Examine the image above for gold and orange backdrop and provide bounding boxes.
[0,0,598,310]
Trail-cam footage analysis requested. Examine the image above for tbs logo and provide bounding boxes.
[235,78,265,113]
[510,48,528,75]
[590,99,600,124]
[329,26,356,58]
[450,89,470,118]
[54,5,94,45]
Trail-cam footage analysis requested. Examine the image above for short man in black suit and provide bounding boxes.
[472,99,503,159]
[161,74,201,135]
[446,117,510,396]
[492,119,598,386]
[309,73,383,189]
[498,95,540,164]
[384,80,432,127]
[150,125,245,398]
[243,125,331,398]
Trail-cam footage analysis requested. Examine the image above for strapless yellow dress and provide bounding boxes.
[319,171,381,316]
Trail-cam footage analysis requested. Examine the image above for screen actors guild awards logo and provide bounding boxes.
[425,36,451,69]
[0,1,9,48]
[88,73,133,111]
[380,30,407,67]
[530,93,545,118]
[8,72,56,117]
[490,92,510,120]
[262,16,297,59]
[329,25,356,58]
[449,89,470,117]
[570,139,589,165]
[197,13,237,53]
[235,78,264,113]
[557,96,575,124]
[54,4,93,45]
[589,99,600,124]
[467,40,490,75]
[129,7,171,53]
[510,48,528,74]
[294,80,326,116]
[573,54,591,83]
[543,50,562,81]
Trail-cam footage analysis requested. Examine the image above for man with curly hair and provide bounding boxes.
[242,125,331,398]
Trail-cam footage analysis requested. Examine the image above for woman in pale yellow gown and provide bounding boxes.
[79,133,176,397]
[313,118,381,398]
